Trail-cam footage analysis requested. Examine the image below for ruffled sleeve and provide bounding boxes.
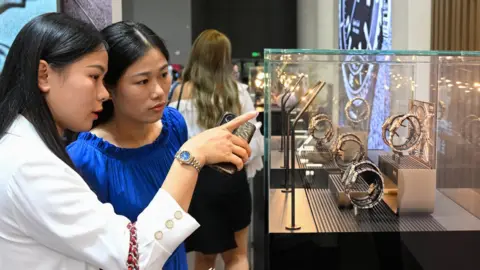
[238,83,264,178]
[164,107,189,145]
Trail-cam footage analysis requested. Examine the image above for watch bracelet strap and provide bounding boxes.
[176,151,203,172]
[190,158,203,172]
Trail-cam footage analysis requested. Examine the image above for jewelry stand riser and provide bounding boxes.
[378,155,436,215]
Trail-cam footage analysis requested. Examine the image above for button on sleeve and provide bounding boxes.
[135,188,199,255]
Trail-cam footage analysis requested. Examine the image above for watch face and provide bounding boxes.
[179,151,191,161]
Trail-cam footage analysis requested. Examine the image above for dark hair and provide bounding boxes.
[0,13,105,168]
[94,21,170,127]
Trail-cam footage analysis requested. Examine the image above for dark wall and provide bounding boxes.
[191,0,297,59]
[122,0,192,64]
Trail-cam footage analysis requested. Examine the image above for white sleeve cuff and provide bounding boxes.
[135,189,200,254]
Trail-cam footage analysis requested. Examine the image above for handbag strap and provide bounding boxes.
[166,83,185,111]
[176,83,185,110]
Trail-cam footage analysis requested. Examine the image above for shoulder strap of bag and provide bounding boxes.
[166,82,185,111]
[175,83,185,110]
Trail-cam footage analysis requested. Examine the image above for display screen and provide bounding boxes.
[338,0,392,149]
[0,0,58,72]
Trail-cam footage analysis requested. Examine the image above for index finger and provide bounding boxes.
[222,111,259,132]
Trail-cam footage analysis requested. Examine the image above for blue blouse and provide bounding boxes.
[67,107,189,270]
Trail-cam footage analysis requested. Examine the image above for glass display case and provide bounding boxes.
[264,49,480,234]
[248,66,265,107]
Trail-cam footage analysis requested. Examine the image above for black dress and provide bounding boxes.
[185,166,252,254]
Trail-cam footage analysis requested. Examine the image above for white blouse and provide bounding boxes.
[0,115,199,269]
[169,83,264,178]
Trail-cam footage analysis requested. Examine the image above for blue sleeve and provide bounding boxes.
[66,141,108,202]
[165,106,188,144]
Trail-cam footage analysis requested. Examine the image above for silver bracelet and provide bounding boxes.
[388,114,423,153]
[341,160,380,185]
[382,114,403,147]
[308,114,335,146]
[343,161,384,209]
[331,133,365,171]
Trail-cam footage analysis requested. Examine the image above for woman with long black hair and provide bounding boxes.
[0,13,256,269]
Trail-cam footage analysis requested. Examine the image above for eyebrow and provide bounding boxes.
[87,64,106,73]
[132,64,169,77]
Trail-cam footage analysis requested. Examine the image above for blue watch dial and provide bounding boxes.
[179,151,191,161]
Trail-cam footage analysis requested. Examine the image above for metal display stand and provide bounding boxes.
[280,76,305,192]
[285,81,326,231]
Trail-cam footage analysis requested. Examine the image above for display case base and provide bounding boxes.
[305,181,445,232]
[378,155,436,215]
[296,147,341,177]
[270,168,329,189]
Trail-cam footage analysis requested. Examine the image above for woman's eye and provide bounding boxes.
[161,72,168,78]
[90,75,100,80]
[136,79,148,85]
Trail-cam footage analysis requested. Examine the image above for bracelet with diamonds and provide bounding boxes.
[343,161,384,209]
[331,133,365,171]
[308,114,335,146]
[345,97,371,123]
[388,113,423,153]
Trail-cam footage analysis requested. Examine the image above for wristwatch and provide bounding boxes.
[175,150,203,172]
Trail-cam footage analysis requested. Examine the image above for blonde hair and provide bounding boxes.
[183,29,241,129]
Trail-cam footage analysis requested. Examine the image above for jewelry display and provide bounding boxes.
[382,114,403,147]
[412,104,427,120]
[411,101,435,164]
[308,114,335,147]
[331,133,365,171]
[344,97,371,124]
[382,113,423,158]
[388,113,423,154]
[460,114,480,146]
[342,160,384,209]
[341,160,379,185]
